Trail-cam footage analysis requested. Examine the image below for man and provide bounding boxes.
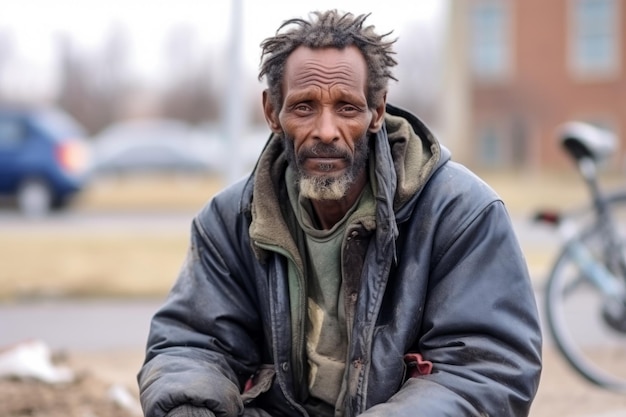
[138,10,542,417]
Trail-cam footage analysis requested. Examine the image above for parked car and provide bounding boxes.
[189,123,270,177]
[91,119,271,180]
[0,106,91,216]
[91,119,213,176]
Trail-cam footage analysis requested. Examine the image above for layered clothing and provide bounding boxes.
[138,104,542,417]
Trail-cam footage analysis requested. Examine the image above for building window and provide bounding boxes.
[477,125,503,167]
[569,0,620,78]
[469,0,512,81]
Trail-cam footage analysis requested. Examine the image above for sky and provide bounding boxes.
[0,0,448,98]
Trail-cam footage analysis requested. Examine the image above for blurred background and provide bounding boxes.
[0,0,453,297]
[0,0,624,302]
[1,1,626,415]
[0,0,449,210]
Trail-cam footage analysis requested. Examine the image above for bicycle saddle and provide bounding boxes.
[557,121,617,163]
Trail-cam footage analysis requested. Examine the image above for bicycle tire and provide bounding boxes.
[544,194,626,392]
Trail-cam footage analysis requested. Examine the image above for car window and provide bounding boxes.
[32,109,86,141]
[0,118,26,149]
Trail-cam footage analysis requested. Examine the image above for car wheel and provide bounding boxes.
[17,179,54,217]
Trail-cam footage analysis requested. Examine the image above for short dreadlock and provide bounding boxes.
[258,9,398,112]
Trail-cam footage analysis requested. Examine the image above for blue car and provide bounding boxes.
[0,107,91,216]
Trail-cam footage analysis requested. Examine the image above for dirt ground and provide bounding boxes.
[0,349,143,417]
[1,346,626,417]
[0,375,138,417]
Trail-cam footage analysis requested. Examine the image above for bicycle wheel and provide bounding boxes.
[545,197,626,392]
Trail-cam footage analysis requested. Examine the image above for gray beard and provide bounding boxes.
[299,174,352,201]
[283,134,369,201]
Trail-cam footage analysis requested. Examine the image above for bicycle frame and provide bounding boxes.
[536,121,626,391]
[577,157,626,280]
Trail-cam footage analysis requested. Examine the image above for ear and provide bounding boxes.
[262,89,282,134]
[368,93,387,133]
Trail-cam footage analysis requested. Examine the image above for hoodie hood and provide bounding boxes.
[379,104,442,210]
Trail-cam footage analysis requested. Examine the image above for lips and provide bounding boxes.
[298,143,350,174]
[303,157,346,173]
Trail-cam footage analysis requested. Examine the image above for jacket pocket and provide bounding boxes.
[241,364,276,405]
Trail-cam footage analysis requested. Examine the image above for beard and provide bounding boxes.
[283,134,370,201]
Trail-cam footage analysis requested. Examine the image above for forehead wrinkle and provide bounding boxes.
[295,60,356,83]
[295,73,355,88]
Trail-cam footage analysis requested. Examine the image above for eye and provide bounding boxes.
[292,102,313,114]
[339,103,362,115]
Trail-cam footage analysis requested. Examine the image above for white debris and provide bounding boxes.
[107,383,143,415]
[0,339,74,384]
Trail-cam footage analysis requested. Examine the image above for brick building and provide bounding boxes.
[442,0,626,172]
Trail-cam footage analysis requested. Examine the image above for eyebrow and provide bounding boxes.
[284,86,366,107]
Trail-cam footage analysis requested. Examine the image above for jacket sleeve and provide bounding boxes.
[138,186,262,417]
[165,405,217,417]
[365,195,542,415]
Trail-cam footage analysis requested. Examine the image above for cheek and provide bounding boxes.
[346,125,370,150]
[278,115,299,138]
[279,117,307,147]
[286,128,306,151]
[292,141,304,156]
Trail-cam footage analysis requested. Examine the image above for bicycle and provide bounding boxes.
[534,121,626,392]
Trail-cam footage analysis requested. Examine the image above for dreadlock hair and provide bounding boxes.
[258,9,398,112]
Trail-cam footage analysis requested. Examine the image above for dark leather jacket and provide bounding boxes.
[138,105,542,417]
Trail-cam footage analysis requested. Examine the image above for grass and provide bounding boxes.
[0,233,188,300]
[479,169,589,214]
[0,174,226,301]
[1,169,624,300]
[74,173,227,212]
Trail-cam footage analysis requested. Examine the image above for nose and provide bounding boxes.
[314,109,340,144]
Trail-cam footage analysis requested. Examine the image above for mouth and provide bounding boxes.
[303,157,346,173]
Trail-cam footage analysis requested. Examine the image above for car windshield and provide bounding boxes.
[32,109,86,140]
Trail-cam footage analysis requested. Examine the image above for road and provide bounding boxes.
[0,208,197,234]
[0,298,160,351]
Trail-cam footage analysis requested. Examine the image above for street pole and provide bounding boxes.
[224,0,244,185]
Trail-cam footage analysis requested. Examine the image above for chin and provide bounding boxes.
[299,175,350,200]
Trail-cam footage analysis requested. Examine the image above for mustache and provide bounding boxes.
[298,142,350,160]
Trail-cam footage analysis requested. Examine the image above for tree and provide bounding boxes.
[160,24,219,124]
[389,23,445,129]
[55,23,133,135]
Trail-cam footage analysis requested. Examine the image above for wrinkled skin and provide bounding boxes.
[263,45,385,229]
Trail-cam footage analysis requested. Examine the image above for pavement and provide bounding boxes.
[0,298,159,352]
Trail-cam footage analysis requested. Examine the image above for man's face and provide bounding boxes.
[282,130,369,201]
[267,46,384,201]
